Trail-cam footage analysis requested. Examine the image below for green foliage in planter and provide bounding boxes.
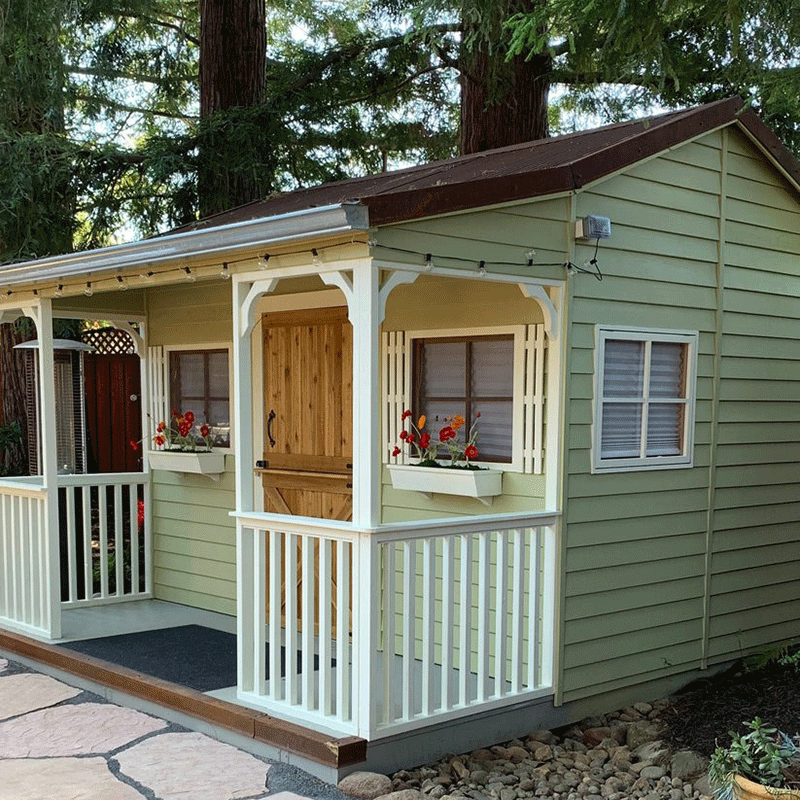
[708,718,800,800]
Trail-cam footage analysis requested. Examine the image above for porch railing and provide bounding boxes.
[236,511,558,740]
[0,478,52,636]
[59,473,151,608]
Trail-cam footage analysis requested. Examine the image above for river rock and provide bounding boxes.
[339,771,393,799]
[670,751,707,780]
[627,721,665,751]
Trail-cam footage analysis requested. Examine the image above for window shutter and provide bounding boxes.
[148,346,168,435]
[523,324,545,474]
[382,331,406,463]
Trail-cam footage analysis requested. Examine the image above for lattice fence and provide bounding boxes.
[81,327,135,355]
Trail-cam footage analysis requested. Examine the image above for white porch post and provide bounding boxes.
[30,300,61,638]
[233,277,256,691]
[233,278,255,511]
[350,260,381,527]
[347,259,381,738]
[232,275,277,694]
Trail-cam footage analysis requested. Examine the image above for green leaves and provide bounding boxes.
[708,717,800,797]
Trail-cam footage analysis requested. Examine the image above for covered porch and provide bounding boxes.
[0,203,565,770]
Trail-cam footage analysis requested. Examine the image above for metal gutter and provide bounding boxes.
[0,203,369,288]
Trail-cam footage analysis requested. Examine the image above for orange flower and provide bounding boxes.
[418,415,426,429]
[452,414,465,431]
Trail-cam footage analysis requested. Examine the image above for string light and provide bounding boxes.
[3,239,570,299]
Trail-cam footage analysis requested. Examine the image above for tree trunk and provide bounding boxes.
[460,49,551,154]
[458,0,551,154]
[198,0,266,217]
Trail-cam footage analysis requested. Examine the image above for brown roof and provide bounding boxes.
[175,97,800,232]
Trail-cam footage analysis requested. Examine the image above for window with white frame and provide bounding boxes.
[413,334,516,463]
[594,327,697,472]
[383,325,537,472]
[169,348,231,447]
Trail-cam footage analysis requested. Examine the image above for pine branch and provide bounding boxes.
[66,64,195,86]
[72,92,197,121]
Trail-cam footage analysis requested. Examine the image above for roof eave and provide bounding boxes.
[0,203,369,288]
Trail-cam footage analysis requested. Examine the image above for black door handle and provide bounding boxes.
[267,410,276,447]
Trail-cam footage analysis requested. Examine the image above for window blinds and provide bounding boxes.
[600,338,687,461]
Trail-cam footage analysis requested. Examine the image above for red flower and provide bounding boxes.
[200,425,210,437]
[399,430,408,440]
[130,440,139,451]
[157,422,165,433]
[137,499,145,527]
[392,446,401,457]
[439,426,456,442]
[465,444,479,460]
[419,432,431,449]
[154,435,165,446]
[184,411,195,424]
[407,433,416,444]
[401,410,412,420]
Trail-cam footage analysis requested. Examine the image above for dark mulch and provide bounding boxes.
[661,658,800,756]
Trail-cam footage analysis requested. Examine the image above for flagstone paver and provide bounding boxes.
[115,730,270,800]
[0,673,81,721]
[0,664,347,800]
[0,756,144,800]
[0,701,168,757]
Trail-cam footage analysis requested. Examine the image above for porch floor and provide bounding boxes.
[55,599,236,643]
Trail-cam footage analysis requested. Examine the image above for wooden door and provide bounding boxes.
[259,307,353,634]
[84,354,142,473]
[259,306,353,520]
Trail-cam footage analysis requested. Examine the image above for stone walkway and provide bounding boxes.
[0,657,346,800]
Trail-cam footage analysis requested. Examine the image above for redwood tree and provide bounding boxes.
[198,0,266,216]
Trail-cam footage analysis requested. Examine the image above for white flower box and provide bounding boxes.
[387,464,503,505]
[148,450,226,479]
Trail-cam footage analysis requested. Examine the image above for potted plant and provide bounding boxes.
[147,410,225,477]
[708,718,800,800]
[387,410,503,503]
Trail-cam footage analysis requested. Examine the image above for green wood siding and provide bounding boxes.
[560,127,800,704]
[150,457,237,615]
[146,283,236,615]
[146,280,232,346]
